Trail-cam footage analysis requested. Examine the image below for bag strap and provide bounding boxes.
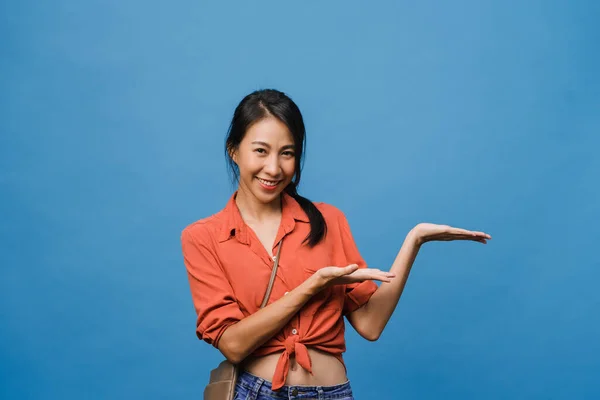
[260,240,283,309]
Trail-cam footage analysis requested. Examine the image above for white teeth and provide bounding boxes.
[258,178,278,186]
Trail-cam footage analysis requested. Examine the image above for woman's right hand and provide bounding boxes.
[314,264,396,289]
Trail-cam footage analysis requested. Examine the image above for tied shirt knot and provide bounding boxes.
[271,334,313,390]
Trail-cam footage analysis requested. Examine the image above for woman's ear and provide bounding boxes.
[228,146,238,164]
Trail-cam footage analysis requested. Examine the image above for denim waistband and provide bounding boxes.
[235,369,354,400]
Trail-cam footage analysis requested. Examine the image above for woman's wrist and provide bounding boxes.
[304,272,327,296]
[408,225,425,247]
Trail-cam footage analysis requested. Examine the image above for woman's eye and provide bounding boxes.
[254,148,266,154]
[282,151,295,157]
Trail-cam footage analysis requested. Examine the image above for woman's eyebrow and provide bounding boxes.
[251,141,295,150]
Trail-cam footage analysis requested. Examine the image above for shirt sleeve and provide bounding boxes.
[336,209,378,315]
[181,227,244,348]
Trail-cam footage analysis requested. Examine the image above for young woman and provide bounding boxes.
[181,89,491,399]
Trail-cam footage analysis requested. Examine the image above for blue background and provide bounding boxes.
[2,1,599,399]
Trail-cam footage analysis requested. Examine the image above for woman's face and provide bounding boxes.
[232,117,297,205]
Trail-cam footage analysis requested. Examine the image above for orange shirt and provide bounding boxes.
[180,191,377,390]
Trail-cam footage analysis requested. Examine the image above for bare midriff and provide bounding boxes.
[240,348,348,386]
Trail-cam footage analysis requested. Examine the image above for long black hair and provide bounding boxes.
[225,89,326,247]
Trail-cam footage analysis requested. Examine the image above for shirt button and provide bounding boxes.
[291,328,298,335]
[284,291,289,295]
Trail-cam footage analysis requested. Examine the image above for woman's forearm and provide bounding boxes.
[349,228,422,340]
[218,274,323,364]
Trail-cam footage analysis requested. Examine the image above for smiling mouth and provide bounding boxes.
[257,177,281,187]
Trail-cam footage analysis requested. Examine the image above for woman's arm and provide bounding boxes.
[346,224,491,341]
[219,263,394,363]
[346,228,421,341]
[182,225,392,364]
[218,273,321,364]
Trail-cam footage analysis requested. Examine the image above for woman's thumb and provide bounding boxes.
[345,264,359,273]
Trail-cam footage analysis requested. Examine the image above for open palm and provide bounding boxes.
[414,223,491,245]
[317,264,395,287]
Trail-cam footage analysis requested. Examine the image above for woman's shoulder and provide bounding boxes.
[181,209,228,243]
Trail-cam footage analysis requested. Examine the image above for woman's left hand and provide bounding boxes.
[412,223,492,246]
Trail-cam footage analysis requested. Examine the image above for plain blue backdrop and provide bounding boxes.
[1,1,599,399]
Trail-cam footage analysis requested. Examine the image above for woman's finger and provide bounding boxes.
[451,231,491,239]
[376,274,395,282]
[470,231,491,239]
[449,227,491,239]
[342,264,359,275]
[449,227,474,235]
[359,270,396,281]
[368,273,395,280]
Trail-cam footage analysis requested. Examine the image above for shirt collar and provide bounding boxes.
[218,191,309,243]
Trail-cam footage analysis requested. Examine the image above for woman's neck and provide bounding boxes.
[234,187,282,224]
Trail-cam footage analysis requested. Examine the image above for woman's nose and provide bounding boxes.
[263,155,281,175]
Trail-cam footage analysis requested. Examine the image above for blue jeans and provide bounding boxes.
[234,370,354,400]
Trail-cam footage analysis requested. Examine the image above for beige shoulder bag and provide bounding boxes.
[203,241,283,400]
